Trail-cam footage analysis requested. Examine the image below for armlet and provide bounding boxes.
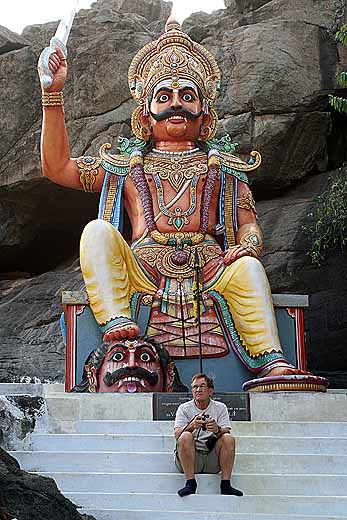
[237,192,257,215]
[238,223,263,258]
[76,156,102,193]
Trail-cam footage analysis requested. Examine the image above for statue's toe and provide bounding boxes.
[103,321,140,341]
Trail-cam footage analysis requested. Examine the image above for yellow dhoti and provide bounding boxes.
[209,256,281,357]
[80,219,282,358]
[80,219,157,332]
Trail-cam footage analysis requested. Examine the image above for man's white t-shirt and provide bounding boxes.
[174,398,231,452]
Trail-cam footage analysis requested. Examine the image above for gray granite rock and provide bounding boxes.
[0,45,40,162]
[0,448,95,520]
[235,0,347,33]
[0,25,30,54]
[0,396,45,450]
[0,261,84,383]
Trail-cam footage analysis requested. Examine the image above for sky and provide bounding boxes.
[0,0,226,34]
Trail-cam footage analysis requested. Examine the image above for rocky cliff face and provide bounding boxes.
[0,0,346,386]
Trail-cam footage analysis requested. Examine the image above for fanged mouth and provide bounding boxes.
[167,115,187,123]
[117,376,146,388]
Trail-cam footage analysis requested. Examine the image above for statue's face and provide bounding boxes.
[148,84,204,143]
[96,339,164,393]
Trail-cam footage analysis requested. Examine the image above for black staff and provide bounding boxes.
[194,248,203,373]
[179,280,187,357]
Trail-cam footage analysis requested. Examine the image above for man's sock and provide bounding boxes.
[220,480,243,496]
[178,478,197,497]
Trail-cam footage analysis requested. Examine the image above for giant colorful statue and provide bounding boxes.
[39,15,311,392]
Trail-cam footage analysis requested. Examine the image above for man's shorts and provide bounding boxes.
[174,446,220,474]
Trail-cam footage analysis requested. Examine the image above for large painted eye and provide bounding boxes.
[140,352,151,362]
[158,93,170,103]
[112,351,124,362]
[182,92,195,102]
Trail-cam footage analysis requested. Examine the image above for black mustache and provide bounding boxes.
[150,107,203,122]
[103,367,159,387]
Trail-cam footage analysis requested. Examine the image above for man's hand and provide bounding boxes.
[44,47,68,92]
[222,245,251,265]
[191,415,206,430]
[187,415,216,432]
[204,417,219,434]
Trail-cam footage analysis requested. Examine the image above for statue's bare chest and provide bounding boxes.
[142,151,208,231]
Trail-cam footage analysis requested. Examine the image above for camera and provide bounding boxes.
[201,413,209,431]
[200,413,218,452]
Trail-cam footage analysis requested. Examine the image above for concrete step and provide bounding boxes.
[80,512,347,520]
[28,433,347,455]
[74,420,347,437]
[38,471,347,496]
[0,383,65,396]
[40,392,347,423]
[11,451,347,474]
[44,394,153,422]
[65,492,346,516]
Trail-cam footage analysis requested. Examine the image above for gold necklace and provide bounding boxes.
[144,151,208,193]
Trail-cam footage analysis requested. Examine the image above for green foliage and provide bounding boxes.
[337,70,347,87]
[336,24,347,46]
[329,94,347,112]
[303,171,347,265]
[329,24,347,113]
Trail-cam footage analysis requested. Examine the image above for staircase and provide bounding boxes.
[5,386,347,519]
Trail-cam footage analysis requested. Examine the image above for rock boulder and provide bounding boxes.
[0,448,95,520]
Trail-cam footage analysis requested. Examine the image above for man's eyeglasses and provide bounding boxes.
[191,384,208,390]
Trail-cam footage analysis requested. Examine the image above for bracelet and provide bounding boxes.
[42,91,64,111]
[216,425,221,435]
[238,223,263,258]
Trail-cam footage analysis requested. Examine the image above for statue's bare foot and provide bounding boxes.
[267,366,310,377]
[103,322,141,341]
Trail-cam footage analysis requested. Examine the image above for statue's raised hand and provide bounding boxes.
[38,46,67,92]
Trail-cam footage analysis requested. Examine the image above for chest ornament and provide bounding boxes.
[130,149,220,266]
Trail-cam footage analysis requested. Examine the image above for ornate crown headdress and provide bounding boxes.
[128,17,221,141]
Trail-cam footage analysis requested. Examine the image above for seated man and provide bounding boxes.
[174,373,243,497]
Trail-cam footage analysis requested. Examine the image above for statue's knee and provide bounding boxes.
[232,255,265,280]
[81,219,119,246]
[235,255,260,270]
[82,218,112,237]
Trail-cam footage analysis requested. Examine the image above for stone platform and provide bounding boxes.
[1,385,347,519]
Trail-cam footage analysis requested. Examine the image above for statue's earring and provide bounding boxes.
[139,106,152,142]
[85,364,98,393]
[132,105,152,141]
[143,99,149,117]
[199,109,218,141]
[165,361,176,392]
[199,111,212,141]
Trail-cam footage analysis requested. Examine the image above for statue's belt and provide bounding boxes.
[132,236,223,280]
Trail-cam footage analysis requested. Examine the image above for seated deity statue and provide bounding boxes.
[40,16,307,381]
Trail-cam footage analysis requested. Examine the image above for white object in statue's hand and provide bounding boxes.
[37,0,79,89]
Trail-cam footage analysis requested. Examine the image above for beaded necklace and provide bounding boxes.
[152,147,200,157]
